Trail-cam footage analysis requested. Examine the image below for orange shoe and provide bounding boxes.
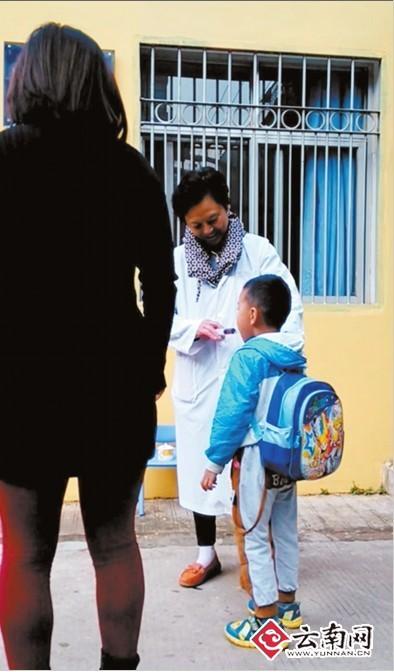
[179,554,222,588]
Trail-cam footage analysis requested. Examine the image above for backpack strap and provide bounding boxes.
[243,484,268,536]
[250,371,305,438]
[266,372,305,425]
[250,416,263,440]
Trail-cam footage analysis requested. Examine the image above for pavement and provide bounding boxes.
[0,494,393,671]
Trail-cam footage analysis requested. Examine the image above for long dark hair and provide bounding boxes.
[6,22,128,140]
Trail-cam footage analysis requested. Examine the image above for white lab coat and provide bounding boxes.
[170,233,304,516]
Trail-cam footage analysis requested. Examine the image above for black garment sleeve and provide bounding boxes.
[132,156,176,394]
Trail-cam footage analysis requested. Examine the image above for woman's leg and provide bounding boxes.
[178,512,221,588]
[0,478,67,670]
[193,511,217,565]
[78,474,143,664]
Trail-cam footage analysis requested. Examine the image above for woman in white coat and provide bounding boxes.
[170,168,304,588]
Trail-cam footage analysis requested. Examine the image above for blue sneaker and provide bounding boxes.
[247,598,303,629]
[224,615,284,648]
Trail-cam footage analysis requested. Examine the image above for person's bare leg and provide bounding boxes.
[0,478,67,670]
[79,475,143,666]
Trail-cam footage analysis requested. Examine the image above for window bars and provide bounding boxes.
[140,47,380,303]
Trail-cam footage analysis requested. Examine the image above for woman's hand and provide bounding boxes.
[201,469,218,491]
[196,320,224,341]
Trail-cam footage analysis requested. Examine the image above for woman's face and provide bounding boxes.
[184,195,229,250]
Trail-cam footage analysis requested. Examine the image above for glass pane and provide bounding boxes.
[206,51,228,126]
[258,54,279,106]
[355,60,378,113]
[140,46,151,122]
[212,137,250,230]
[354,63,369,110]
[155,47,177,100]
[257,142,300,282]
[257,143,275,242]
[206,51,228,103]
[180,49,203,102]
[282,145,301,279]
[302,146,357,297]
[281,55,303,107]
[231,53,253,105]
[233,138,250,229]
[330,59,352,111]
[305,57,329,109]
[179,49,203,124]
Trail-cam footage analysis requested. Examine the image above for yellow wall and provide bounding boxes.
[0,1,392,499]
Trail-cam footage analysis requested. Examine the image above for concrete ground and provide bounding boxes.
[0,495,392,671]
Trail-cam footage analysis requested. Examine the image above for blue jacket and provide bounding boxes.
[205,334,306,471]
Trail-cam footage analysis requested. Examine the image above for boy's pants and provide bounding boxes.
[232,445,298,607]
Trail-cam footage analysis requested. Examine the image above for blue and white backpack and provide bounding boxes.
[255,373,344,481]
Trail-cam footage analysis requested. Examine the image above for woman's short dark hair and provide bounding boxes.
[172,167,229,221]
[6,22,128,140]
[243,274,292,330]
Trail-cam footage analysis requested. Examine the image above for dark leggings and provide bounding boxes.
[0,474,143,670]
[193,511,216,547]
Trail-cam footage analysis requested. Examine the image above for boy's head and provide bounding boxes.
[237,275,292,341]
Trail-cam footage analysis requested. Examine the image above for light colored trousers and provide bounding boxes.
[239,445,299,606]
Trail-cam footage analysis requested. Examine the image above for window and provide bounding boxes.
[140,46,380,303]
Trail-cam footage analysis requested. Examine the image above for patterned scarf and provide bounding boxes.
[184,214,245,301]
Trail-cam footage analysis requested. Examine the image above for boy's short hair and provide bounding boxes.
[243,274,291,330]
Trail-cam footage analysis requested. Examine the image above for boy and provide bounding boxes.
[201,274,306,647]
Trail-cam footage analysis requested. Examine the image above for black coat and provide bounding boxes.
[0,123,176,486]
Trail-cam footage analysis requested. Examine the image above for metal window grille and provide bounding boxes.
[140,46,380,304]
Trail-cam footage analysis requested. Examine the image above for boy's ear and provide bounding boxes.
[249,306,258,325]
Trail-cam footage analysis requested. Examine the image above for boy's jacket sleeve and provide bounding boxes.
[206,347,264,468]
